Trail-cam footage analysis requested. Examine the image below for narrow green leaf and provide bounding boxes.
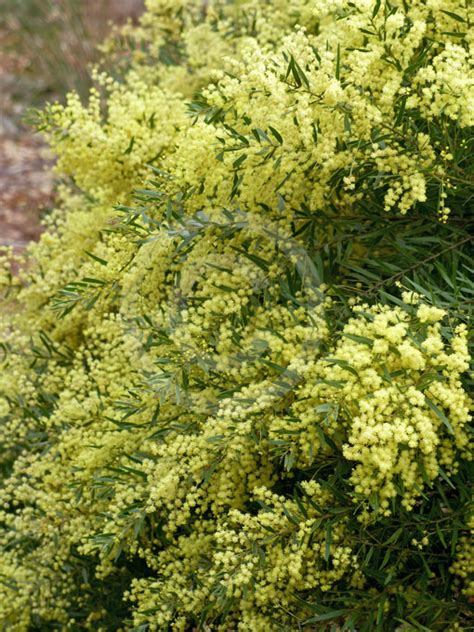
[436,522,447,548]
[343,333,373,346]
[232,247,269,271]
[440,9,466,22]
[425,397,454,435]
[206,435,225,443]
[84,251,108,266]
[233,154,247,169]
[252,128,270,143]
[268,126,283,144]
[305,609,348,623]
[324,358,359,378]
[324,524,332,561]
[372,0,382,18]
[124,136,135,155]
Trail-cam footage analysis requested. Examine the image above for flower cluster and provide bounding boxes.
[291,302,471,519]
[42,0,472,219]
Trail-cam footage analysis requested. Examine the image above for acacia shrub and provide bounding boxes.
[0,1,472,630]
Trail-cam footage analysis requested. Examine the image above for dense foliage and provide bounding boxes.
[0,1,473,630]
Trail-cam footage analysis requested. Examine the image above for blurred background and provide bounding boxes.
[0,0,144,248]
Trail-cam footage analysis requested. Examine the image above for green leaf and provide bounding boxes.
[376,597,386,625]
[285,53,310,89]
[268,126,283,144]
[233,154,247,169]
[335,44,341,80]
[283,450,296,471]
[80,277,107,286]
[372,0,382,18]
[252,128,270,143]
[436,522,447,548]
[324,357,359,378]
[440,9,466,23]
[369,492,380,512]
[441,31,466,38]
[259,358,288,374]
[206,435,225,443]
[424,397,454,435]
[231,247,269,271]
[123,136,135,155]
[385,527,403,545]
[305,609,348,623]
[324,524,332,561]
[314,403,333,414]
[438,466,456,489]
[84,251,108,266]
[315,426,338,451]
[343,333,373,346]
[283,505,300,525]
[394,94,407,126]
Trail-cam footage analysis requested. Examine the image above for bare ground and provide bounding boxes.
[0,0,144,250]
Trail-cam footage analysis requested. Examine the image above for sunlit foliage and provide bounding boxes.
[0,1,472,630]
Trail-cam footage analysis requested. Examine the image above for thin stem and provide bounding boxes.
[358,234,473,296]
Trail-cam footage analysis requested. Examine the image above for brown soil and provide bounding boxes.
[0,40,54,248]
[0,0,144,251]
[0,134,54,248]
